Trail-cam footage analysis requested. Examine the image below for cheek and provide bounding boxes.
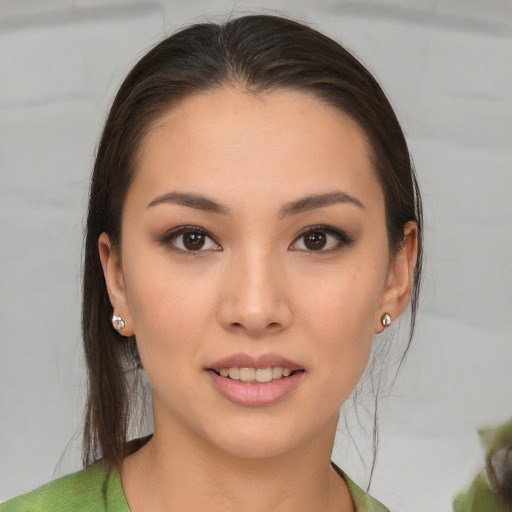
[299,261,386,388]
[303,260,384,336]
[305,296,374,414]
[122,257,202,358]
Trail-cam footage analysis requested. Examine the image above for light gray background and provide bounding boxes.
[1,1,511,510]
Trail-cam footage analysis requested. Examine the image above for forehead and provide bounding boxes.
[130,86,383,214]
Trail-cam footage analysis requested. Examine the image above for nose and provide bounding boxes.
[217,248,292,337]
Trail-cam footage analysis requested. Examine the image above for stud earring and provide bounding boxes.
[112,315,125,331]
[380,312,391,328]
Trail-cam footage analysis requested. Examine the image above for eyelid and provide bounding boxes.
[159,224,351,253]
[160,225,221,253]
[289,224,353,251]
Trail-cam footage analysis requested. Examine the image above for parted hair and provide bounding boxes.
[82,14,423,470]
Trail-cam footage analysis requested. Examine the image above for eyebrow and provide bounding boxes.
[146,191,364,216]
[278,191,364,217]
[147,192,230,214]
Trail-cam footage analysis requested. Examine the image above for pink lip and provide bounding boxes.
[206,353,305,407]
[207,371,304,407]
[208,353,303,372]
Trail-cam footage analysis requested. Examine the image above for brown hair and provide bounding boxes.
[82,14,423,470]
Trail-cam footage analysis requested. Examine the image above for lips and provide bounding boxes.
[208,353,303,373]
[206,353,305,406]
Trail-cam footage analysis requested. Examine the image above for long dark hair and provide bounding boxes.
[82,14,423,471]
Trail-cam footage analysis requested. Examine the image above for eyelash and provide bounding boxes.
[159,224,353,255]
[160,226,221,256]
[290,224,353,253]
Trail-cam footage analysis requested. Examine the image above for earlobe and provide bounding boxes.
[376,222,418,333]
[98,233,134,336]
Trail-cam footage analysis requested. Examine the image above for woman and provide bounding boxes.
[0,14,422,512]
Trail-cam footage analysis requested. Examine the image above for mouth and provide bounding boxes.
[206,354,305,406]
[210,366,303,384]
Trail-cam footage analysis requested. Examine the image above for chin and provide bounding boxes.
[200,417,318,461]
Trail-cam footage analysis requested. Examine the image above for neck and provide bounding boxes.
[121,411,354,512]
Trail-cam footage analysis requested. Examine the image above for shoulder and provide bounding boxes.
[332,463,391,512]
[0,464,129,512]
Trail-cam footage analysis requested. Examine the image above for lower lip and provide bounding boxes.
[207,371,304,407]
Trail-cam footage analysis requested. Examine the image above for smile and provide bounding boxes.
[207,354,305,406]
[215,366,294,383]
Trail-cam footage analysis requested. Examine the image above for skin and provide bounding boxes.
[99,87,418,512]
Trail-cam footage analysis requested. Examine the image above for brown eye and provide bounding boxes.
[183,232,206,250]
[162,226,221,253]
[290,225,353,252]
[304,232,326,250]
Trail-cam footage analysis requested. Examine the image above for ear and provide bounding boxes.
[98,232,134,336]
[375,221,418,333]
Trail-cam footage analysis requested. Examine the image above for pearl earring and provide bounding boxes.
[380,313,391,328]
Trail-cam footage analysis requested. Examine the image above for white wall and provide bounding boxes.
[1,1,511,510]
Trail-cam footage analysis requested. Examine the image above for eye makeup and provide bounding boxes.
[159,225,221,255]
[290,224,354,253]
[157,222,354,257]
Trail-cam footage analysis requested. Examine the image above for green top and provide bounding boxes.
[0,463,389,511]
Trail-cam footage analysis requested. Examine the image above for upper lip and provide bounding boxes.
[208,353,303,372]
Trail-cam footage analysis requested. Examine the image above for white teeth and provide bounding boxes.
[272,367,283,379]
[216,366,295,383]
[228,367,240,380]
[239,368,256,382]
[255,368,273,383]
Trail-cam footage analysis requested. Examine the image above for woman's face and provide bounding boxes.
[101,87,413,459]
